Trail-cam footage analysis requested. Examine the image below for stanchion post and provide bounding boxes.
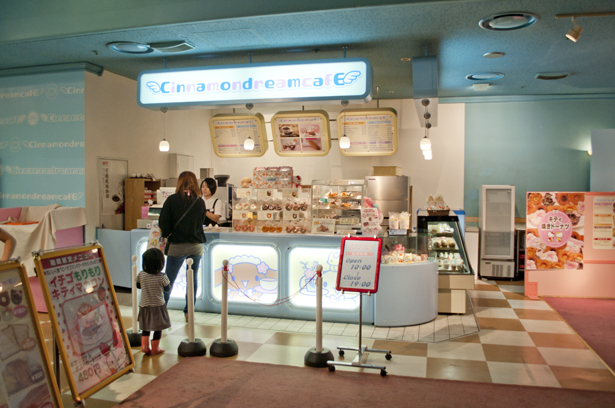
[210,260,239,357]
[178,258,207,357]
[127,255,141,347]
[304,265,333,367]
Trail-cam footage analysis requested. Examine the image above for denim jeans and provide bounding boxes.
[164,254,201,314]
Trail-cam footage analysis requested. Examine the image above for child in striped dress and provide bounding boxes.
[137,248,171,355]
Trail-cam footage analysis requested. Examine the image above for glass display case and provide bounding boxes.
[311,180,365,234]
[380,233,430,264]
[232,187,311,234]
[417,211,474,275]
[417,210,475,314]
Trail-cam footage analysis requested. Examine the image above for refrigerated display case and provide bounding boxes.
[417,210,474,313]
[479,185,516,278]
[311,180,364,235]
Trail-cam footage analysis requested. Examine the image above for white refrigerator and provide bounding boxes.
[479,185,516,278]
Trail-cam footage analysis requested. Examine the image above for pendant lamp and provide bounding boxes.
[159,107,170,152]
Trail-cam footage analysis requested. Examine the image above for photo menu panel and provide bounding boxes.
[271,110,331,156]
[336,108,398,156]
[209,113,268,157]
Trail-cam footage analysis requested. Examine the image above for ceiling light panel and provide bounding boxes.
[479,12,538,31]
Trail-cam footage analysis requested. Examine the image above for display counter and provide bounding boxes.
[374,261,438,326]
[129,230,373,324]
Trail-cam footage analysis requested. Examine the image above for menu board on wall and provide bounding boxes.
[592,196,615,249]
[35,244,135,402]
[209,113,268,157]
[525,192,585,271]
[336,108,398,156]
[271,110,331,156]
[0,261,62,408]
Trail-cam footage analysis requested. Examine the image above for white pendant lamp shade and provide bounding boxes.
[424,155,433,160]
[244,137,255,150]
[159,139,170,152]
[420,136,431,151]
[339,135,350,149]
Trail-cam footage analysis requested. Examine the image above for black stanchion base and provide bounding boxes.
[178,338,207,357]
[210,339,239,358]
[304,347,334,368]
[127,330,142,348]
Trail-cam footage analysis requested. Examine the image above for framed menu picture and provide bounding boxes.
[336,108,398,156]
[34,244,135,403]
[271,110,331,156]
[0,260,62,408]
[209,113,268,157]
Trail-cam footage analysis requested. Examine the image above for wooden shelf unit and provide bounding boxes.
[124,178,161,230]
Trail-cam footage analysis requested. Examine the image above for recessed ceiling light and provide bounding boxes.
[400,57,412,61]
[466,72,505,81]
[479,12,538,31]
[483,52,505,58]
[535,72,570,81]
[107,42,153,54]
[150,40,195,53]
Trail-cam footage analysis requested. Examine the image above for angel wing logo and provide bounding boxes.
[342,71,362,85]
[146,82,162,94]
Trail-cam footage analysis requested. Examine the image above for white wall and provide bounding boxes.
[84,71,212,240]
[84,71,465,235]
[211,100,465,226]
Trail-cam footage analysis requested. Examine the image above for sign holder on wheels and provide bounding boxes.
[327,236,392,376]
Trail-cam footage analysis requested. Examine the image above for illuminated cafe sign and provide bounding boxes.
[137,58,372,108]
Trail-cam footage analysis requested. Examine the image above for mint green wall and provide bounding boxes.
[464,99,615,218]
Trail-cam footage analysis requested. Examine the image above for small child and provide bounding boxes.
[137,248,171,355]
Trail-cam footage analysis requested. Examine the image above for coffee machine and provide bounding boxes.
[214,174,232,226]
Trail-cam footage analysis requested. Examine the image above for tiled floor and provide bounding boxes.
[41,279,615,407]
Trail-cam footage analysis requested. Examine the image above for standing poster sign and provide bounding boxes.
[34,244,134,403]
[0,261,62,408]
[592,196,615,249]
[336,236,382,293]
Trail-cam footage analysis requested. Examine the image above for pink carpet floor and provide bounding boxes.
[544,297,615,371]
[117,357,615,408]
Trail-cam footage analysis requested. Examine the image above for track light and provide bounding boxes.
[566,17,583,42]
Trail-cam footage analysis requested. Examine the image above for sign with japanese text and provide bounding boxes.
[209,113,268,158]
[0,261,62,408]
[592,196,615,249]
[336,236,382,293]
[337,108,398,156]
[34,244,134,402]
[526,192,585,271]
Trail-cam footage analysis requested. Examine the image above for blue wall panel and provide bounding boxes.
[464,99,615,218]
[0,72,85,207]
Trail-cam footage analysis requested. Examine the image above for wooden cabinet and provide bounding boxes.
[124,178,161,230]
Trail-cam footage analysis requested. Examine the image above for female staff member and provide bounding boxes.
[200,178,222,226]
[159,171,206,321]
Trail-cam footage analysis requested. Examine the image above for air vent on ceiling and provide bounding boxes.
[535,72,570,81]
[150,41,195,53]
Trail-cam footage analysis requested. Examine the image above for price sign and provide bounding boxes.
[0,261,62,408]
[34,244,134,403]
[336,236,382,293]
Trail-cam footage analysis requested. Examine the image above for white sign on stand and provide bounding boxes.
[336,236,382,293]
